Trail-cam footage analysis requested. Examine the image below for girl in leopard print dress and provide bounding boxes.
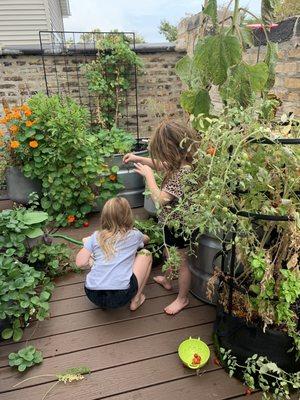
[123,121,198,315]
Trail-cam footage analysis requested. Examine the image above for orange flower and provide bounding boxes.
[206,147,217,156]
[29,140,38,148]
[24,109,32,117]
[26,120,35,128]
[109,174,117,182]
[4,108,10,115]
[12,110,22,119]
[9,125,19,134]
[21,104,30,112]
[67,215,76,223]
[10,140,20,149]
[0,116,7,124]
[0,129,4,137]
[0,141,4,147]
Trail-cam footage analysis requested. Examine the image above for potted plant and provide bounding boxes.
[170,103,299,395]
[0,104,42,204]
[95,126,148,208]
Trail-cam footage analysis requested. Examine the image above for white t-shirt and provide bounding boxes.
[84,229,144,290]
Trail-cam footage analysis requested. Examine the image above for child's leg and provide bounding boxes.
[130,249,152,311]
[153,247,173,290]
[164,248,190,315]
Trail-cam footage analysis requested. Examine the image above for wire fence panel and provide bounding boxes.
[39,31,140,139]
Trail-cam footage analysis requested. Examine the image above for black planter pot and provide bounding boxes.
[0,318,10,342]
[6,166,42,205]
[214,305,300,375]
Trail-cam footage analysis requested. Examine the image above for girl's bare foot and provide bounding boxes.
[130,293,146,311]
[153,276,172,290]
[164,297,189,315]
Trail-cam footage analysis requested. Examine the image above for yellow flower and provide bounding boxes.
[29,140,38,148]
[9,125,19,134]
[10,140,20,149]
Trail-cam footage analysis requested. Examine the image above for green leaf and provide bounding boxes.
[194,34,242,86]
[20,211,48,225]
[13,328,23,342]
[2,328,13,340]
[18,363,27,372]
[264,42,278,90]
[180,89,211,116]
[175,55,193,86]
[248,62,269,91]
[203,0,217,26]
[24,227,44,239]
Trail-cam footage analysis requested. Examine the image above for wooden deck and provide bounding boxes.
[0,211,263,400]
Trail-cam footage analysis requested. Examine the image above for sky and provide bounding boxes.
[64,0,262,43]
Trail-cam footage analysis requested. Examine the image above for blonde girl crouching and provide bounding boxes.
[76,197,152,310]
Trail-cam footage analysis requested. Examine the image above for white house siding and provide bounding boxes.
[48,0,64,32]
[0,0,68,47]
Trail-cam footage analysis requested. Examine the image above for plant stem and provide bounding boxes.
[41,381,59,400]
[232,0,240,33]
[239,7,270,44]
[13,375,56,388]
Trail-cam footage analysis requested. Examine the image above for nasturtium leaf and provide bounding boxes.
[203,0,218,26]
[194,34,242,86]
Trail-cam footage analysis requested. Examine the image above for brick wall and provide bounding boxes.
[0,44,185,138]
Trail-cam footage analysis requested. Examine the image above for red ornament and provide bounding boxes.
[83,221,89,228]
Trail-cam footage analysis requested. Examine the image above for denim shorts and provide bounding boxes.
[84,274,138,309]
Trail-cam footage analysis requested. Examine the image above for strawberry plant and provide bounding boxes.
[8,345,43,372]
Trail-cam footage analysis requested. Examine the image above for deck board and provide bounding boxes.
[0,211,262,400]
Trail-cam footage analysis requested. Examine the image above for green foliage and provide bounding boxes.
[175,0,278,118]
[83,34,142,129]
[9,345,43,372]
[159,19,178,42]
[0,255,54,341]
[96,126,135,155]
[171,106,300,350]
[134,218,164,259]
[56,366,91,383]
[27,243,74,277]
[219,348,300,399]
[274,0,300,20]
[12,93,118,226]
[162,246,181,280]
[0,208,49,257]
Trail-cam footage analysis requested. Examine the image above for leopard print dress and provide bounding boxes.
[158,165,191,226]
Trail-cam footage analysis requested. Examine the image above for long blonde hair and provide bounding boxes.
[98,197,133,260]
[149,120,198,180]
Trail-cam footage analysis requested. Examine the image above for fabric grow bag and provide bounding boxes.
[214,305,300,374]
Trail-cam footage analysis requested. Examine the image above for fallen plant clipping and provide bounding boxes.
[9,345,43,372]
[13,366,91,400]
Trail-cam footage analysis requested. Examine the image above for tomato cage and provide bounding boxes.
[38,30,140,140]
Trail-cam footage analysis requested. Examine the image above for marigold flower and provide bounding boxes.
[4,108,10,115]
[67,215,76,223]
[0,117,7,124]
[0,129,4,136]
[12,110,22,119]
[10,140,20,149]
[29,140,38,148]
[0,141,4,147]
[9,125,19,134]
[26,120,35,128]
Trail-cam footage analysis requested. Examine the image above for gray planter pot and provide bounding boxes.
[6,167,42,205]
[188,233,223,305]
[144,195,158,216]
[113,149,148,208]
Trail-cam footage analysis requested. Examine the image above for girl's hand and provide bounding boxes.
[123,153,137,164]
[134,163,153,178]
